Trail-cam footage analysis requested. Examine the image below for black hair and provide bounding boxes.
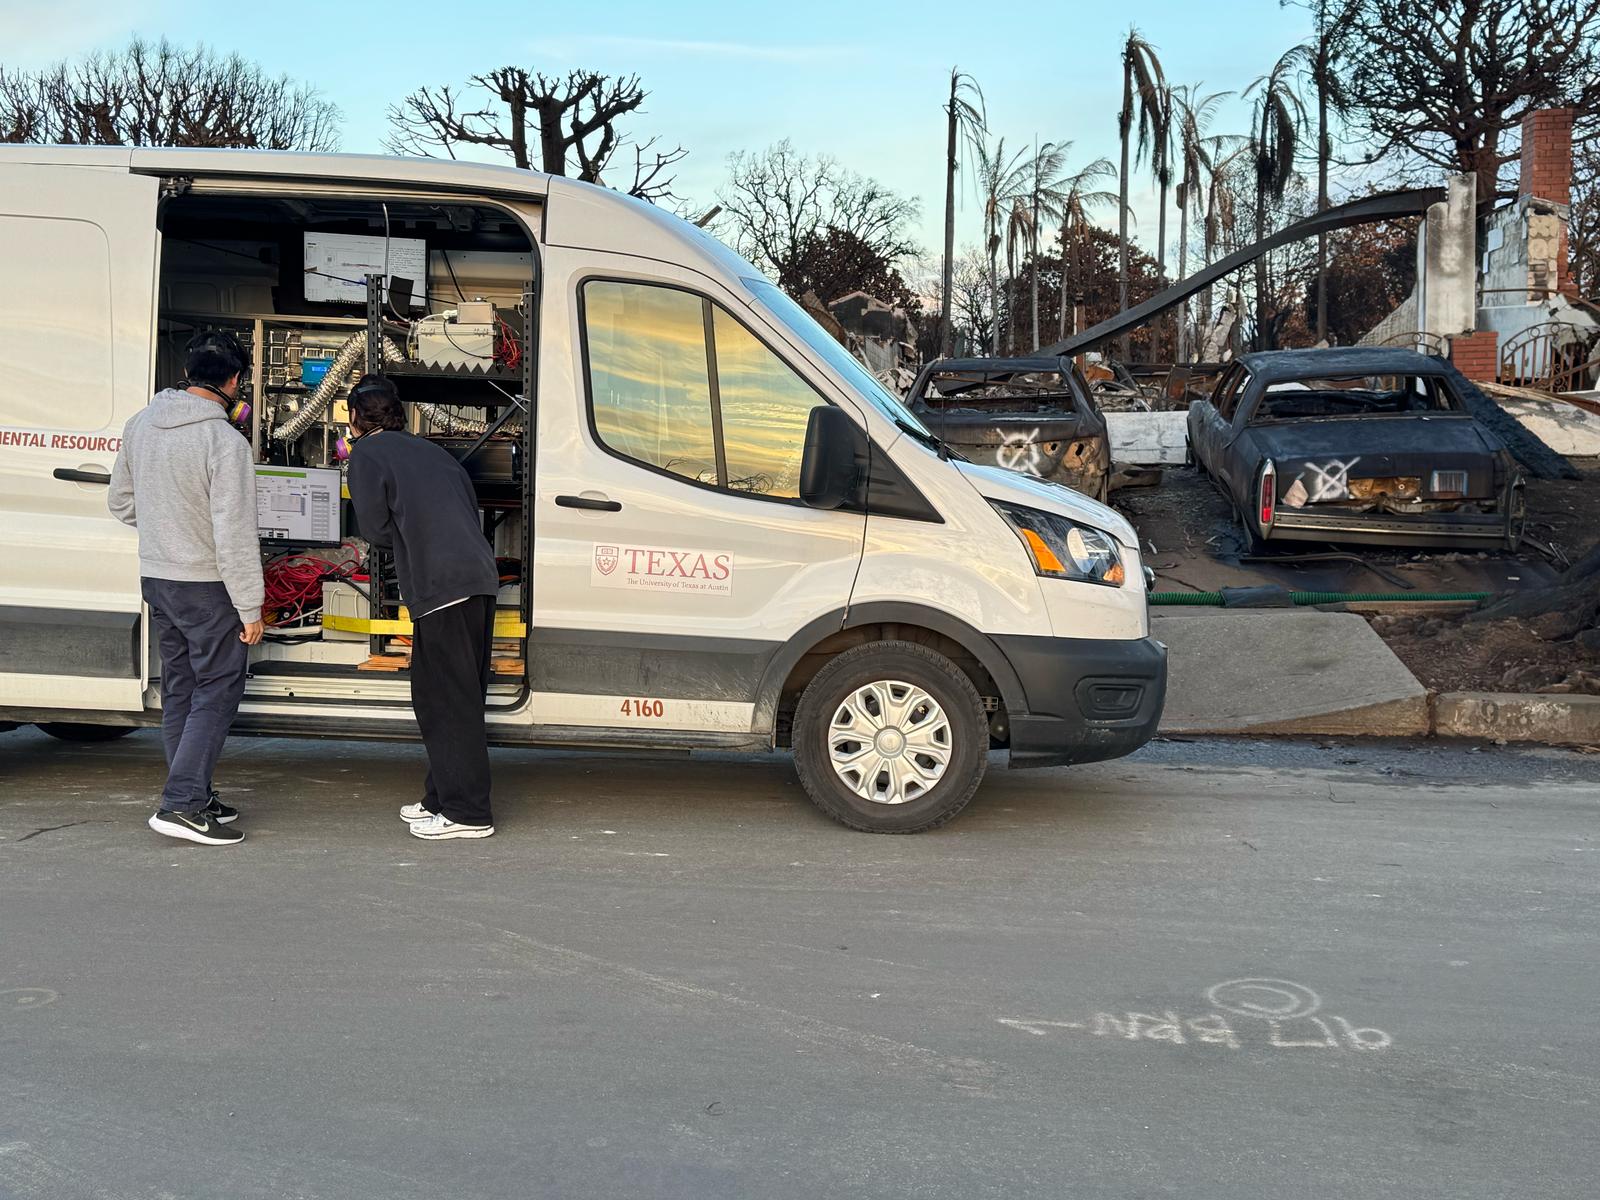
[348,374,406,432]
[185,330,250,387]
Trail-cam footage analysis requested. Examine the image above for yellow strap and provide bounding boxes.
[321,614,412,635]
[321,611,528,637]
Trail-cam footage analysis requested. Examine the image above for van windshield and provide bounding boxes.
[743,278,932,437]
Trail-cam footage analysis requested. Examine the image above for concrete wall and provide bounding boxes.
[1416,174,1477,337]
[1360,174,1474,346]
[1481,196,1569,308]
[1360,292,1419,347]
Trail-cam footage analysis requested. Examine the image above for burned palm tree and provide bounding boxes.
[1018,140,1105,351]
[1200,141,1250,355]
[1004,193,1035,354]
[975,136,1031,355]
[1055,158,1120,342]
[1245,46,1311,349]
[1116,27,1166,361]
[1171,85,1239,359]
[940,68,987,357]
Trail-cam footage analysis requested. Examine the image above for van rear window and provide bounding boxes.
[0,216,115,432]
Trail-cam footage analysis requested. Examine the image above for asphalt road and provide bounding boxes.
[2,728,1597,1200]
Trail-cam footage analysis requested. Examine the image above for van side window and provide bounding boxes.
[582,280,828,501]
[0,217,114,431]
[712,308,825,498]
[584,281,718,486]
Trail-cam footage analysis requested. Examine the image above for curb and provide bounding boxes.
[1159,694,1431,739]
[1432,692,1600,748]
[1159,693,1599,748]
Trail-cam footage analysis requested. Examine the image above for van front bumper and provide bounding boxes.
[993,634,1167,768]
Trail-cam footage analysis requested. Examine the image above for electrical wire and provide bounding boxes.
[440,248,467,302]
[262,542,364,627]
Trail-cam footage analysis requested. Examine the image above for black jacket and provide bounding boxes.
[346,430,499,617]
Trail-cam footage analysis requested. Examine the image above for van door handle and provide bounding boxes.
[555,494,622,512]
[54,467,111,485]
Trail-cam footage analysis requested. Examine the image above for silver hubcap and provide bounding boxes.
[827,679,952,805]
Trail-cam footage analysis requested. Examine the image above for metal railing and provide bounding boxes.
[1498,321,1591,390]
[1377,331,1448,356]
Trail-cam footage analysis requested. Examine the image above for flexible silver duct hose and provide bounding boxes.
[270,332,368,442]
[271,331,524,441]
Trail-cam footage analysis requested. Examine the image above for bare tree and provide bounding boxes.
[716,140,920,299]
[1335,0,1600,206]
[1573,140,1600,295]
[948,247,996,354]
[0,38,339,150]
[387,67,685,202]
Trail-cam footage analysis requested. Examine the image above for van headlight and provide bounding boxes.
[991,501,1126,587]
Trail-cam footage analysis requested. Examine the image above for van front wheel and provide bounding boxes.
[792,641,988,833]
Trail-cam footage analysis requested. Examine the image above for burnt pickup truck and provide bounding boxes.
[1188,348,1525,550]
[906,357,1111,500]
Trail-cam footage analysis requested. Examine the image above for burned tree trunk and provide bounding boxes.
[1471,544,1600,640]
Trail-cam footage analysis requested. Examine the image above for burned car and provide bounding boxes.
[906,357,1110,500]
[1188,348,1525,550]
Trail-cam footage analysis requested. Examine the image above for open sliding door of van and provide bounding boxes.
[0,164,160,713]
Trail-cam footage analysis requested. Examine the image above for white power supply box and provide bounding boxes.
[410,307,496,371]
[321,580,372,641]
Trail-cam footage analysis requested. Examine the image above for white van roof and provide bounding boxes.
[0,144,757,285]
[0,144,551,198]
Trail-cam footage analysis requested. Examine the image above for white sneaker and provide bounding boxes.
[399,802,435,823]
[409,813,495,841]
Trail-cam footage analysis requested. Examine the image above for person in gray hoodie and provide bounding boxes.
[108,331,265,846]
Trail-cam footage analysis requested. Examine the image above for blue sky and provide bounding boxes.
[3,0,1327,264]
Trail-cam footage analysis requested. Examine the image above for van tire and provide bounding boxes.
[792,640,988,833]
[36,722,137,742]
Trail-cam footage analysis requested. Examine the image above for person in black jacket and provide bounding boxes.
[345,375,501,840]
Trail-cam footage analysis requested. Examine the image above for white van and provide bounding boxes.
[0,147,1165,832]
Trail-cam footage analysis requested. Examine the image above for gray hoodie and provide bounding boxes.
[108,389,265,624]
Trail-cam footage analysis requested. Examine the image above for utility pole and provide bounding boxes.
[940,72,959,358]
[1315,1,1331,344]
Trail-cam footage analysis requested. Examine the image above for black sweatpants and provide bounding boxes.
[411,594,496,826]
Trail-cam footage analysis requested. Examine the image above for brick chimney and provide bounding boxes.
[1520,107,1577,297]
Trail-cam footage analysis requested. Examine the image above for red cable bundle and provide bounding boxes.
[494,316,522,372]
[263,542,363,627]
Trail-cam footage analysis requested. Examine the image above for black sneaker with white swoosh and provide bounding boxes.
[148,809,244,845]
[205,790,239,824]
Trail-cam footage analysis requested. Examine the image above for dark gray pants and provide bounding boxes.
[142,578,248,813]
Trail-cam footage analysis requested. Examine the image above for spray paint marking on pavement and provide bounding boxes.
[1,988,58,1013]
[998,978,1393,1052]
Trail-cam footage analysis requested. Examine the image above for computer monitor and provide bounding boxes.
[254,465,341,546]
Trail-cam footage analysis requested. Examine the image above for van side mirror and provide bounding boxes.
[799,405,867,510]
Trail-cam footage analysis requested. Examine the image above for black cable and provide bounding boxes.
[441,248,467,302]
